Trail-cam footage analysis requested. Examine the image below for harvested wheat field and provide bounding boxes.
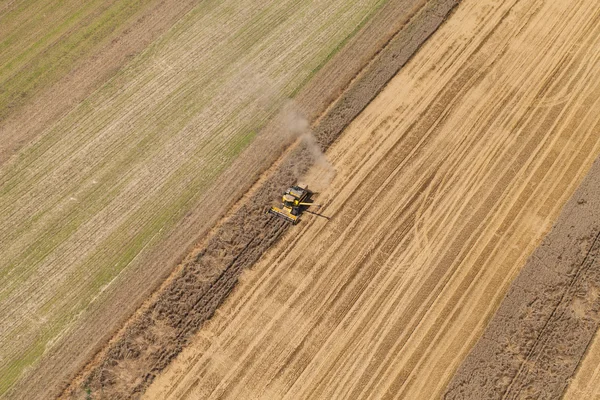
[61,1,459,398]
[142,0,600,398]
[4,0,600,398]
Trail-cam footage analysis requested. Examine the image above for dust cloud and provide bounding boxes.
[281,102,336,192]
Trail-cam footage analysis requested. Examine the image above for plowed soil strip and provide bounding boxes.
[143,0,600,398]
[62,0,459,399]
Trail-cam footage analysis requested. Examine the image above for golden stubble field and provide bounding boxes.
[144,0,600,398]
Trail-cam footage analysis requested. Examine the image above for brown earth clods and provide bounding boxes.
[66,1,460,398]
[445,157,600,399]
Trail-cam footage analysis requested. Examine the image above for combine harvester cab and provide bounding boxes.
[268,183,319,224]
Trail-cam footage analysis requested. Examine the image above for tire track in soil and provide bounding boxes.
[63,1,461,398]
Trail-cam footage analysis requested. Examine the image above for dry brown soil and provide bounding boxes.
[141,0,600,398]
[564,309,600,399]
[61,1,461,398]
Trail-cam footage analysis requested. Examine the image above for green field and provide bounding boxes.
[0,0,387,395]
[0,0,161,121]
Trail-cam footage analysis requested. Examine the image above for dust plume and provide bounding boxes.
[281,102,336,192]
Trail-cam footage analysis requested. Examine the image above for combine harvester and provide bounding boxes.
[268,184,321,224]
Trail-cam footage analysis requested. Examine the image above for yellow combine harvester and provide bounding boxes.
[268,183,321,224]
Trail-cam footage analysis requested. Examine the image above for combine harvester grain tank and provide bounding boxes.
[268,183,321,224]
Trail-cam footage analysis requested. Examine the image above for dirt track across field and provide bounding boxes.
[142,0,600,398]
[61,0,459,398]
